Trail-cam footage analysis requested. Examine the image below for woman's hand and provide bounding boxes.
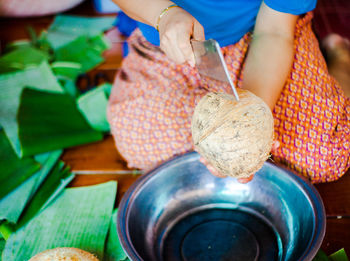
[199,157,255,183]
[157,7,205,66]
[200,140,280,183]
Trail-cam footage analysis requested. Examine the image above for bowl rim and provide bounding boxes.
[117,151,326,261]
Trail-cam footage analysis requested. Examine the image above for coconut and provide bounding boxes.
[29,247,99,261]
[191,89,274,179]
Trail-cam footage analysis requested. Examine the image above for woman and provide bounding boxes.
[108,0,350,183]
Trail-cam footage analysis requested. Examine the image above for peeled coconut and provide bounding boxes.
[191,89,274,179]
[29,247,99,261]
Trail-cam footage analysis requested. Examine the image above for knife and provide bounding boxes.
[191,39,240,101]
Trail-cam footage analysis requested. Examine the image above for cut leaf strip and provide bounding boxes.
[0,130,40,200]
[0,150,62,223]
[16,161,74,228]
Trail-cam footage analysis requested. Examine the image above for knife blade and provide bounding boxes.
[191,39,240,101]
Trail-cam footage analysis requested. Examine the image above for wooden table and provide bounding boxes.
[1,0,349,257]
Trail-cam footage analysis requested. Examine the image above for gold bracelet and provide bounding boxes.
[156,4,179,32]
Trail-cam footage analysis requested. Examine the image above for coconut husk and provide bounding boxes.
[29,247,99,261]
[192,89,274,179]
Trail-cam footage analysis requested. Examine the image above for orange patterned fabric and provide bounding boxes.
[108,13,350,183]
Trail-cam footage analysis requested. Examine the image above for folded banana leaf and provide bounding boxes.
[0,46,49,74]
[16,161,74,228]
[0,150,62,224]
[54,34,109,72]
[43,15,115,50]
[2,181,117,261]
[105,209,129,261]
[77,83,112,132]
[17,88,103,157]
[0,130,40,200]
[0,61,63,156]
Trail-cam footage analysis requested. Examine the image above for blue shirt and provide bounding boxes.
[138,0,316,47]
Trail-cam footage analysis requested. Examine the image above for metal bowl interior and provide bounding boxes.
[118,152,326,261]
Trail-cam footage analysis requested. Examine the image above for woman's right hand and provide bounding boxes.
[157,6,205,66]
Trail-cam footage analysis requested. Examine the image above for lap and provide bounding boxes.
[108,15,350,182]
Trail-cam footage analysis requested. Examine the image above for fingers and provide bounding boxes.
[237,175,254,184]
[178,33,196,66]
[193,20,205,41]
[158,8,204,66]
[234,140,279,184]
[199,157,227,178]
[200,156,256,182]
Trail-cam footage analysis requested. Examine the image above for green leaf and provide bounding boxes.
[0,61,63,155]
[58,78,80,97]
[27,26,39,47]
[77,83,112,132]
[31,151,63,198]
[0,46,49,73]
[89,33,111,53]
[44,15,115,50]
[329,249,349,261]
[0,130,40,200]
[51,61,82,81]
[0,222,14,240]
[4,40,32,53]
[313,250,330,261]
[0,150,62,223]
[2,181,117,261]
[55,35,105,72]
[104,209,128,261]
[17,88,103,157]
[0,235,5,258]
[16,161,74,228]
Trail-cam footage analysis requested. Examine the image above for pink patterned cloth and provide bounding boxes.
[108,13,350,183]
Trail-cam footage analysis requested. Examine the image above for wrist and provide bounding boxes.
[154,3,180,31]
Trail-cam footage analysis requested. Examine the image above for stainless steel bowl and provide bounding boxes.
[117,152,326,261]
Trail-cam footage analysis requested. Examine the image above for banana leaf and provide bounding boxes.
[0,222,13,241]
[58,78,79,97]
[314,250,330,261]
[329,249,349,261]
[17,88,103,157]
[89,33,111,53]
[4,40,32,53]
[0,235,4,258]
[0,46,49,73]
[54,35,108,72]
[2,181,117,261]
[104,209,129,261]
[0,150,62,224]
[16,161,74,228]
[51,61,82,81]
[77,83,112,132]
[0,130,40,200]
[0,61,64,156]
[43,15,115,50]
